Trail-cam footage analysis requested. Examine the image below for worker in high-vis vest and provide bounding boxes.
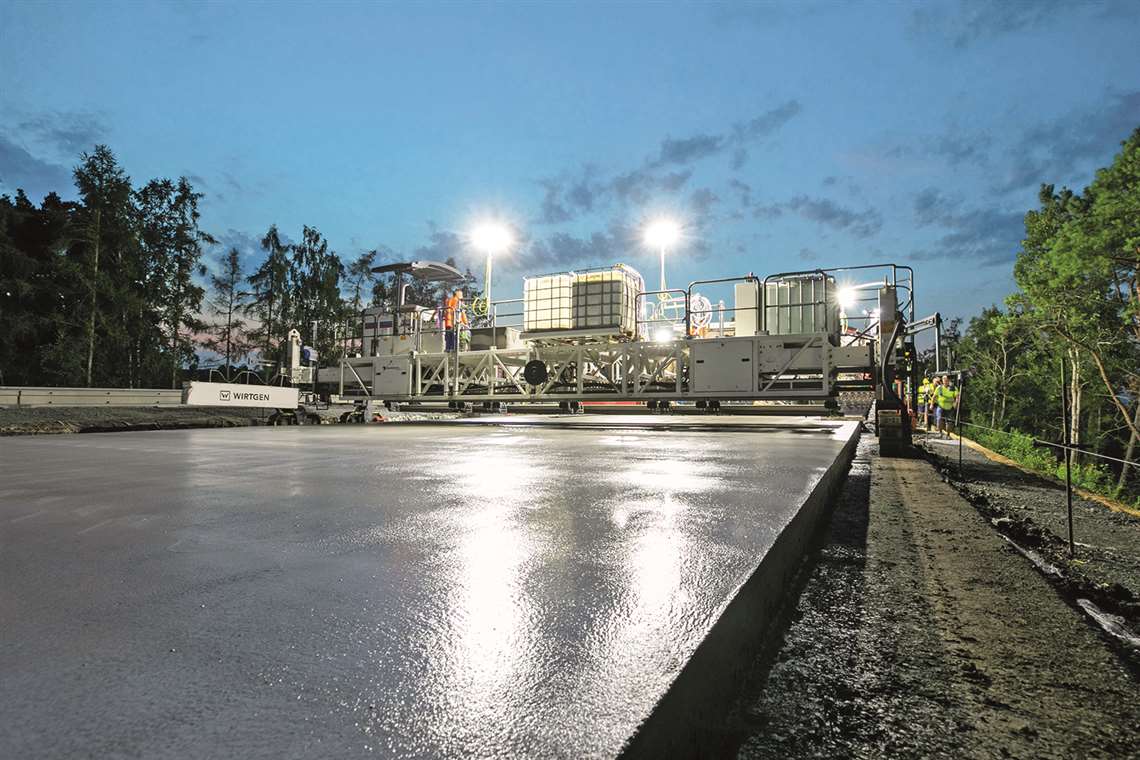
[444,289,467,351]
[935,379,959,438]
[927,376,942,432]
[918,376,933,430]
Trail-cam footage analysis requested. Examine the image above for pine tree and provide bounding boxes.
[287,226,345,362]
[137,176,213,388]
[203,248,253,378]
[72,146,135,387]
[245,225,291,373]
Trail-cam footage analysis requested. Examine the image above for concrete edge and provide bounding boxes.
[383,416,851,433]
[619,422,863,758]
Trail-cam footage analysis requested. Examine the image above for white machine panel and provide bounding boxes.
[734,281,759,337]
[373,357,412,396]
[831,343,874,370]
[755,338,825,373]
[690,338,755,393]
[183,381,299,408]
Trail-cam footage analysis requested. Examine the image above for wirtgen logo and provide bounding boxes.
[219,390,231,401]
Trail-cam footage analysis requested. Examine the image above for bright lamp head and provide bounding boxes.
[644,219,681,249]
[837,287,856,310]
[471,223,513,255]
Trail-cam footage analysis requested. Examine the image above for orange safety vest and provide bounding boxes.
[444,294,467,329]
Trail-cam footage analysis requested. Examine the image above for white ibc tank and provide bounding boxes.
[523,273,573,331]
[764,275,839,336]
[523,264,644,340]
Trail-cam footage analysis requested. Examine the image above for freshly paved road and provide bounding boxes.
[1,416,857,758]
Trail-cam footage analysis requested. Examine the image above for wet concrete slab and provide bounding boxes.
[0,416,858,758]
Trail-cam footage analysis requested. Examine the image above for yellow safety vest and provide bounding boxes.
[936,386,958,411]
[918,381,931,404]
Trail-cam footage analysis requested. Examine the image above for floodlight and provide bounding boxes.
[471,223,513,256]
[644,219,681,249]
[469,221,514,326]
[837,288,856,311]
[644,218,682,292]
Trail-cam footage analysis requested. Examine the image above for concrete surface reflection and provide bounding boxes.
[0,416,857,758]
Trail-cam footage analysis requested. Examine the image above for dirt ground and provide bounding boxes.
[723,437,1139,759]
[922,433,1140,631]
[0,405,272,435]
[0,404,469,435]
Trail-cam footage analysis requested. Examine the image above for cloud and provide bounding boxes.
[751,195,883,238]
[220,172,244,194]
[202,228,255,276]
[730,148,749,171]
[536,163,691,224]
[538,182,572,225]
[913,187,1025,265]
[538,165,604,224]
[820,174,867,197]
[536,100,800,224]
[212,228,263,259]
[996,90,1140,193]
[787,196,882,237]
[910,0,1068,48]
[912,0,1135,48]
[928,131,991,167]
[727,178,752,208]
[720,102,803,171]
[913,187,952,226]
[607,167,693,206]
[733,100,803,143]
[689,188,719,216]
[411,226,472,268]
[650,100,801,170]
[654,134,724,166]
[527,229,626,271]
[17,111,108,158]
[396,216,705,277]
[0,135,74,199]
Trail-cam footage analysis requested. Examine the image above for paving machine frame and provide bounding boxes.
[304,262,918,411]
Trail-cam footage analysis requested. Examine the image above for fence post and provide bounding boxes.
[1060,355,1075,557]
[956,373,964,477]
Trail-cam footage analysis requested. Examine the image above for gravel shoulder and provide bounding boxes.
[922,432,1140,631]
[723,437,1139,759]
[0,405,272,435]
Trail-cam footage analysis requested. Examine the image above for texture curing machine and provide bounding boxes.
[304,260,926,437]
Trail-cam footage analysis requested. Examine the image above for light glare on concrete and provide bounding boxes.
[0,417,857,758]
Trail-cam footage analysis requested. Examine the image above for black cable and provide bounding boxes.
[880,310,904,406]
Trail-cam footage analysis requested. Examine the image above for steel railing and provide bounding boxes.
[686,275,760,337]
[635,289,688,339]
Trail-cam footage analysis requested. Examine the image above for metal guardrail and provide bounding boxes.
[0,386,184,407]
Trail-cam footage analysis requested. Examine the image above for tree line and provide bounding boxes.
[953,127,1140,500]
[0,145,479,388]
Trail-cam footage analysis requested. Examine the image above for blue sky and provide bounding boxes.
[2,0,1138,327]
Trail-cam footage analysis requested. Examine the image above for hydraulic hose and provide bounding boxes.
[880,310,904,406]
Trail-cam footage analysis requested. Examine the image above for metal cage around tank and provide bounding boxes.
[521,264,645,342]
